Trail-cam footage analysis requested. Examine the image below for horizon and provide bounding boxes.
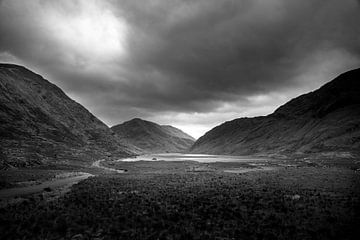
[1,0,359,138]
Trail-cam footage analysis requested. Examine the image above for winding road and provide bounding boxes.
[92,159,125,173]
[0,172,93,199]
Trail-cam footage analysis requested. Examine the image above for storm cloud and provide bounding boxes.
[0,0,359,137]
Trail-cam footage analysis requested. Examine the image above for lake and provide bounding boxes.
[120,153,272,163]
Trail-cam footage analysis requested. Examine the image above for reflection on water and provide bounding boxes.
[120,153,271,163]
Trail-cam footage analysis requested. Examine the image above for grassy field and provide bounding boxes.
[0,159,359,240]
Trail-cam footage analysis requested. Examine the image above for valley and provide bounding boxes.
[0,64,359,239]
[1,1,360,238]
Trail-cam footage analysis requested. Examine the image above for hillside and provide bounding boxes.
[111,118,195,153]
[190,68,360,158]
[0,64,136,168]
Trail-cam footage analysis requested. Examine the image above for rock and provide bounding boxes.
[291,194,301,200]
[43,187,52,192]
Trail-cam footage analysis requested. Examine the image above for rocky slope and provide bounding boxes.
[190,68,360,158]
[111,118,195,153]
[0,64,136,168]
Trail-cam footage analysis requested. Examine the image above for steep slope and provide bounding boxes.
[161,125,195,141]
[111,118,195,153]
[191,68,360,158]
[0,64,136,168]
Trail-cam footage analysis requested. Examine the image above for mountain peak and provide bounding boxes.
[0,63,39,77]
[0,63,26,69]
[129,117,145,122]
[111,119,195,153]
[123,118,154,125]
[273,68,360,118]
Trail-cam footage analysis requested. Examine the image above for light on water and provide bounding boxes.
[120,153,271,163]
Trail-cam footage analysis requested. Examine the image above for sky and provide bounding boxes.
[0,0,359,138]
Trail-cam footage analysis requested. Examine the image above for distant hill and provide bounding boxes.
[0,64,137,168]
[111,118,195,153]
[190,68,360,159]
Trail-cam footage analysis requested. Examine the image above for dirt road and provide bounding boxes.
[92,159,125,173]
[0,158,127,203]
[0,172,93,199]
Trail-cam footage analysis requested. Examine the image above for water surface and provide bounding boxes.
[120,153,271,163]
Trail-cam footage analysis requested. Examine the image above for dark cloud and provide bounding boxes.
[115,0,360,95]
[0,0,359,137]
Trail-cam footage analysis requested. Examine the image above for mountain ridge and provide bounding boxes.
[111,118,195,153]
[190,68,360,158]
[0,63,137,168]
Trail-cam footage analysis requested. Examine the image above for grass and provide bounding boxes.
[0,163,359,239]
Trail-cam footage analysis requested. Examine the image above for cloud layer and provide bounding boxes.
[1,0,359,138]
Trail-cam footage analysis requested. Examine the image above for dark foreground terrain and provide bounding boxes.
[0,158,359,240]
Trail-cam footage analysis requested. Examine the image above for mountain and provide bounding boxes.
[111,118,195,153]
[0,64,136,168]
[190,68,360,158]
